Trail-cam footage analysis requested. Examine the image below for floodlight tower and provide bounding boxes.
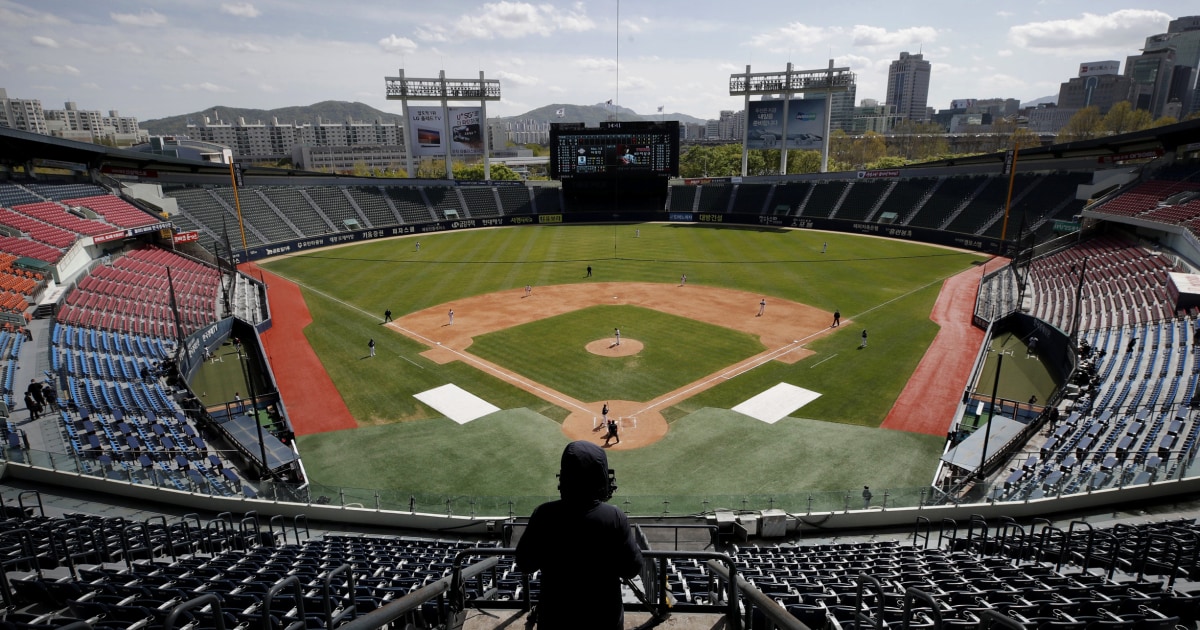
[384,70,501,180]
[729,60,855,175]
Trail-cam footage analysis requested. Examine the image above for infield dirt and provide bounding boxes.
[390,282,840,449]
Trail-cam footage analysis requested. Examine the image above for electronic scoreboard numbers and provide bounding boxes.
[550,120,679,180]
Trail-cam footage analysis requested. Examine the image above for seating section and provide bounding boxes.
[770,182,812,216]
[735,518,1200,628]
[346,186,402,227]
[734,183,772,214]
[386,188,436,224]
[0,207,77,248]
[46,321,247,495]
[56,246,221,338]
[799,181,847,218]
[164,187,268,250]
[497,186,534,215]
[531,187,562,214]
[0,512,498,629]
[459,187,500,217]
[667,184,698,212]
[300,186,366,230]
[833,180,885,221]
[61,195,159,228]
[211,188,300,245]
[974,264,1019,324]
[1026,235,1176,332]
[424,186,466,219]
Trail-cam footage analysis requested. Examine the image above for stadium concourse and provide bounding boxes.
[0,123,1200,627]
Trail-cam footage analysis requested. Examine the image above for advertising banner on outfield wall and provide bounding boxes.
[746,99,826,150]
[233,213,1001,264]
[408,106,484,157]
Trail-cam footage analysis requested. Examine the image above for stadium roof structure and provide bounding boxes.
[218,414,298,475]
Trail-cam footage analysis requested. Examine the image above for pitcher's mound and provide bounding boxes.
[586,338,643,357]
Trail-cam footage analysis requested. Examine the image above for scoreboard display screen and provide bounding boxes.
[550,120,679,180]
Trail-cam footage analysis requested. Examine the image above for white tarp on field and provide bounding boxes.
[732,383,821,424]
[414,384,500,425]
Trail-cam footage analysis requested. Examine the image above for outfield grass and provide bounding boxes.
[469,305,765,403]
[270,224,987,497]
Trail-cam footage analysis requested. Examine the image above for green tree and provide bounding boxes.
[453,162,522,181]
[523,143,547,157]
[888,120,948,160]
[1147,115,1178,129]
[1101,101,1152,135]
[1008,127,1043,151]
[865,156,908,170]
[1058,106,1103,142]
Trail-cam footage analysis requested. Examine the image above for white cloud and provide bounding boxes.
[414,26,450,43]
[378,34,417,53]
[850,25,937,50]
[174,45,195,58]
[259,83,279,93]
[622,17,650,34]
[996,10,1014,18]
[996,49,1013,57]
[181,82,234,93]
[110,9,168,27]
[27,64,80,76]
[220,3,261,18]
[31,35,59,48]
[576,57,616,71]
[748,22,830,49]
[116,41,144,54]
[0,5,66,28]
[1009,9,1171,52]
[451,1,594,39]
[232,41,270,53]
[496,70,539,86]
[81,82,100,89]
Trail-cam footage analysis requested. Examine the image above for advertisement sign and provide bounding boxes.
[173,231,200,244]
[746,99,826,150]
[1078,61,1120,77]
[408,106,484,156]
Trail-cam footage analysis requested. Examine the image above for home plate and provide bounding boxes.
[414,384,500,425]
[732,383,821,424]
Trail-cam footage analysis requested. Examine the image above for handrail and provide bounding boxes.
[708,561,806,630]
[339,554,499,630]
[165,593,225,630]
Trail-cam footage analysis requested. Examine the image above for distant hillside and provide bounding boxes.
[142,101,402,136]
[500,103,707,127]
[1021,94,1058,109]
[143,100,708,136]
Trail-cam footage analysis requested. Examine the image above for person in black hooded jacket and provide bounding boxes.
[516,440,643,629]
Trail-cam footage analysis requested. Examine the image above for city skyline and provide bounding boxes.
[0,1,1195,123]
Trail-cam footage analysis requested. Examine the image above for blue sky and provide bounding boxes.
[0,1,1194,122]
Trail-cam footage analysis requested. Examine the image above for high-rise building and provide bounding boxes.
[0,88,48,135]
[1057,60,1133,114]
[1143,15,1200,115]
[1126,48,1177,118]
[885,52,932,123]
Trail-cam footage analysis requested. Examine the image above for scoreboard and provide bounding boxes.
[550,120,679,180]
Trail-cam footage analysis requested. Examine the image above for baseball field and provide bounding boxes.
[258,223,989,515]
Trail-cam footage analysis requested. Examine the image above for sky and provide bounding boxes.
[0,1,1195,123]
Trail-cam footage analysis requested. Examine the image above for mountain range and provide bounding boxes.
[141,101,706,136]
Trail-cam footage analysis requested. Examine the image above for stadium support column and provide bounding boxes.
[440,71,453,180]
[741,65,751,178]
[822,59,834,174]
[779,63,792,176]
[399,69,416,180]
[979,351,1005,482]
[480,71,491,181]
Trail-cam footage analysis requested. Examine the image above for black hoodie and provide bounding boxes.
[515,441,644,629]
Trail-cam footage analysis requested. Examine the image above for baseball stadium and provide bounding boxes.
[0,112,1199,628]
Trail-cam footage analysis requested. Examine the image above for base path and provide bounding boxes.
[242,262,356,436]
[391,282,839,449]
[881,261,1000,435]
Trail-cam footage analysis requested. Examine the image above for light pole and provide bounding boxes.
[979,349,1014,482]
[237,344,269,479]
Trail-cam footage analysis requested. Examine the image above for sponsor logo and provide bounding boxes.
[297,239,327,249]
[698,214,723,222]
[759,216,782,225]
[421,223,447,233]
[451,220,478,229]
[668,213,693,221]
[885,228,913,238]
[510,216,534,224]
[852,223,879,233]
[94,231,127,244]
[538,214,563,224]
[265,245,292,256]
[481,218,504,227]
[172,231,199,244]
[389,226,416,235]
[791,218,814,229]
